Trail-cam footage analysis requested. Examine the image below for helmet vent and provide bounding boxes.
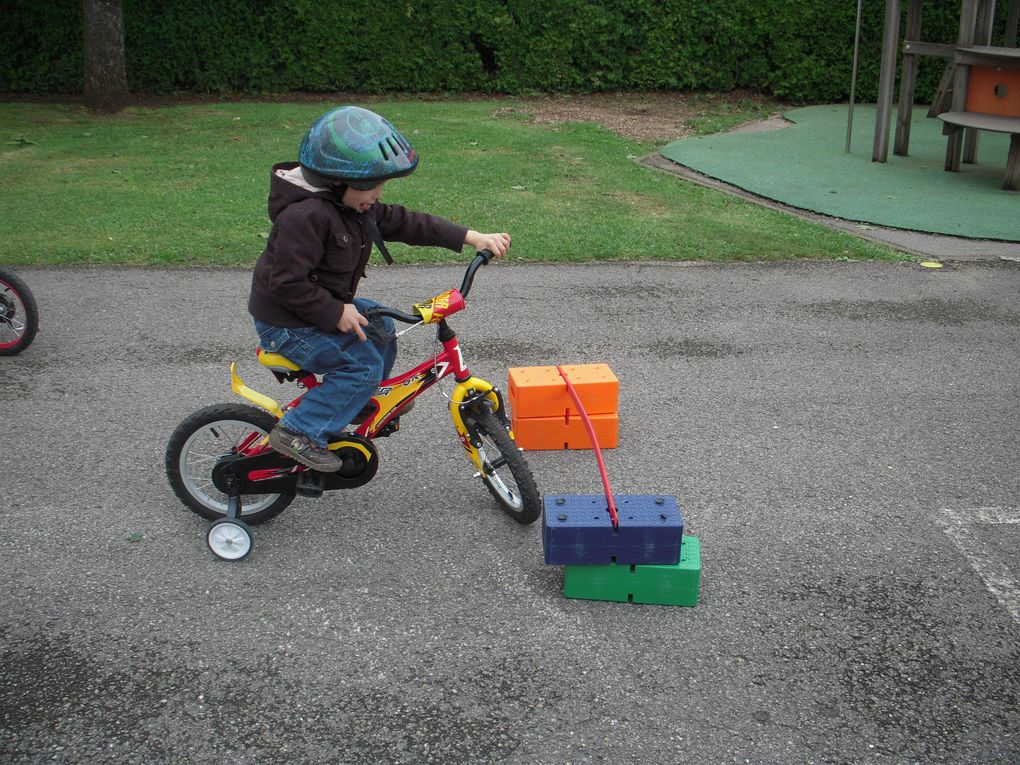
[387,137,401,156]
[377,141,390,160]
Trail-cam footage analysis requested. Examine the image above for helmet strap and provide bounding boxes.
[313,174,394,265]
[361,213,395,265]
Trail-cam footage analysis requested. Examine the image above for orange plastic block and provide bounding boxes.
[511,412,619,451]
[508,366,566,419]
[560,364,619,415]
[508,364,619,419]
[966,67,1020,118]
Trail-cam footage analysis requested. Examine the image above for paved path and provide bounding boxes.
[2,261,1018,763]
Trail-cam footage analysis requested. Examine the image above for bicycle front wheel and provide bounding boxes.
[0,268,39,356]
[465,407,541,525]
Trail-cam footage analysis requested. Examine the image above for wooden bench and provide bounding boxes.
[939,111,1020,190]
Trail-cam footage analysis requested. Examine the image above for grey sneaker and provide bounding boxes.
[268,424,341,472]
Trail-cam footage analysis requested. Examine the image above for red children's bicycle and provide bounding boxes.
[165,251,541,560]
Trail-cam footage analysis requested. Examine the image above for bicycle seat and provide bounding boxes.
[257,348,302,373]
[257,349,312,384]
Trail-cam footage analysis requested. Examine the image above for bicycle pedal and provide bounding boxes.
[295,472,324,498]
[375,418,400,438]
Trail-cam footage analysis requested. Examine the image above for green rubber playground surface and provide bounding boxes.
[660,104,1019,242]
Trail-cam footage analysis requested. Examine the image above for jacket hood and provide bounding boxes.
[267,161,341,222]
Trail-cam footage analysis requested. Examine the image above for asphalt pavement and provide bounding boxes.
[2,260,1018,764]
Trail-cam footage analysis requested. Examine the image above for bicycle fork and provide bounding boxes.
[448,377,513,474]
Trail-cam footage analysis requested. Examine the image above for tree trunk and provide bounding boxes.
[83,0,128,113]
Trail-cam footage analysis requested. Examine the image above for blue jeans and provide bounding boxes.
[253,298,397,447]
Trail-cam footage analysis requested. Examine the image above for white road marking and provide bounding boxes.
[939,506,1020,625]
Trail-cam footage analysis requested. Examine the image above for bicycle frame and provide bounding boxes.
[229,263,508,478]
[352,333,505,465]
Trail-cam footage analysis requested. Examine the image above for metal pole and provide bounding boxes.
[846,0,865,152]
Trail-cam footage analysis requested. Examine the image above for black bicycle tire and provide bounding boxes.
[0,268,39,356]
[165,403,295,524]
[468,408,541,525]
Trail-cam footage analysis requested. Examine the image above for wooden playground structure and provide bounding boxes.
[867,0,1020,190]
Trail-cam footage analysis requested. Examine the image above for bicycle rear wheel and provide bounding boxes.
[0,268,39,356]
[165,403,295,523]
[465,407,541,525]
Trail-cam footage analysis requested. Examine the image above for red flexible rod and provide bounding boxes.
[558,368,619,530]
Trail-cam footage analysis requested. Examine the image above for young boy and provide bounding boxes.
[248,105,511,471]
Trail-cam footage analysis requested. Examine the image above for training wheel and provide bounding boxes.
[207,519,253,561]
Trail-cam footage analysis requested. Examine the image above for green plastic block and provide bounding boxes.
[562,536,701,607]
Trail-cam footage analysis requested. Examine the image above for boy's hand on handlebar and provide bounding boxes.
[338,302,368,341]
[465,230,511,259]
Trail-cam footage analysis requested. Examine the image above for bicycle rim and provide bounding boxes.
[477,435,525,511]
[470,409,540,520]
[178,418,283,515]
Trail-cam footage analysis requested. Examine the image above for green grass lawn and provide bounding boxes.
[0,98,899,266]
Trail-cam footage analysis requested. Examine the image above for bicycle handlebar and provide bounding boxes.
[458,248,494,297]
[364,249,495,325]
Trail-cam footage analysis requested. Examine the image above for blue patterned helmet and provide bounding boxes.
[299,106,419,190]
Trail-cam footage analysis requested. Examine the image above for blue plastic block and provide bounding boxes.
[542,494,683,565]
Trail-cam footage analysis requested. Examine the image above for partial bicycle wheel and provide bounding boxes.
[165,403,295,523]
[0,268,39,356]
[465,406,541,524]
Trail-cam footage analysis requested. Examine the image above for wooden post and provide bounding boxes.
[963,0,998,163]
[1005,0,1018,47]
[1005,134,1020,191]
[946,0,979,171]
[846,0,865,152]
[895,0,925,156]
[873,0,902,162]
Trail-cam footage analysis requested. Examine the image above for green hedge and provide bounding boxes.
[0,0,1010,103]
